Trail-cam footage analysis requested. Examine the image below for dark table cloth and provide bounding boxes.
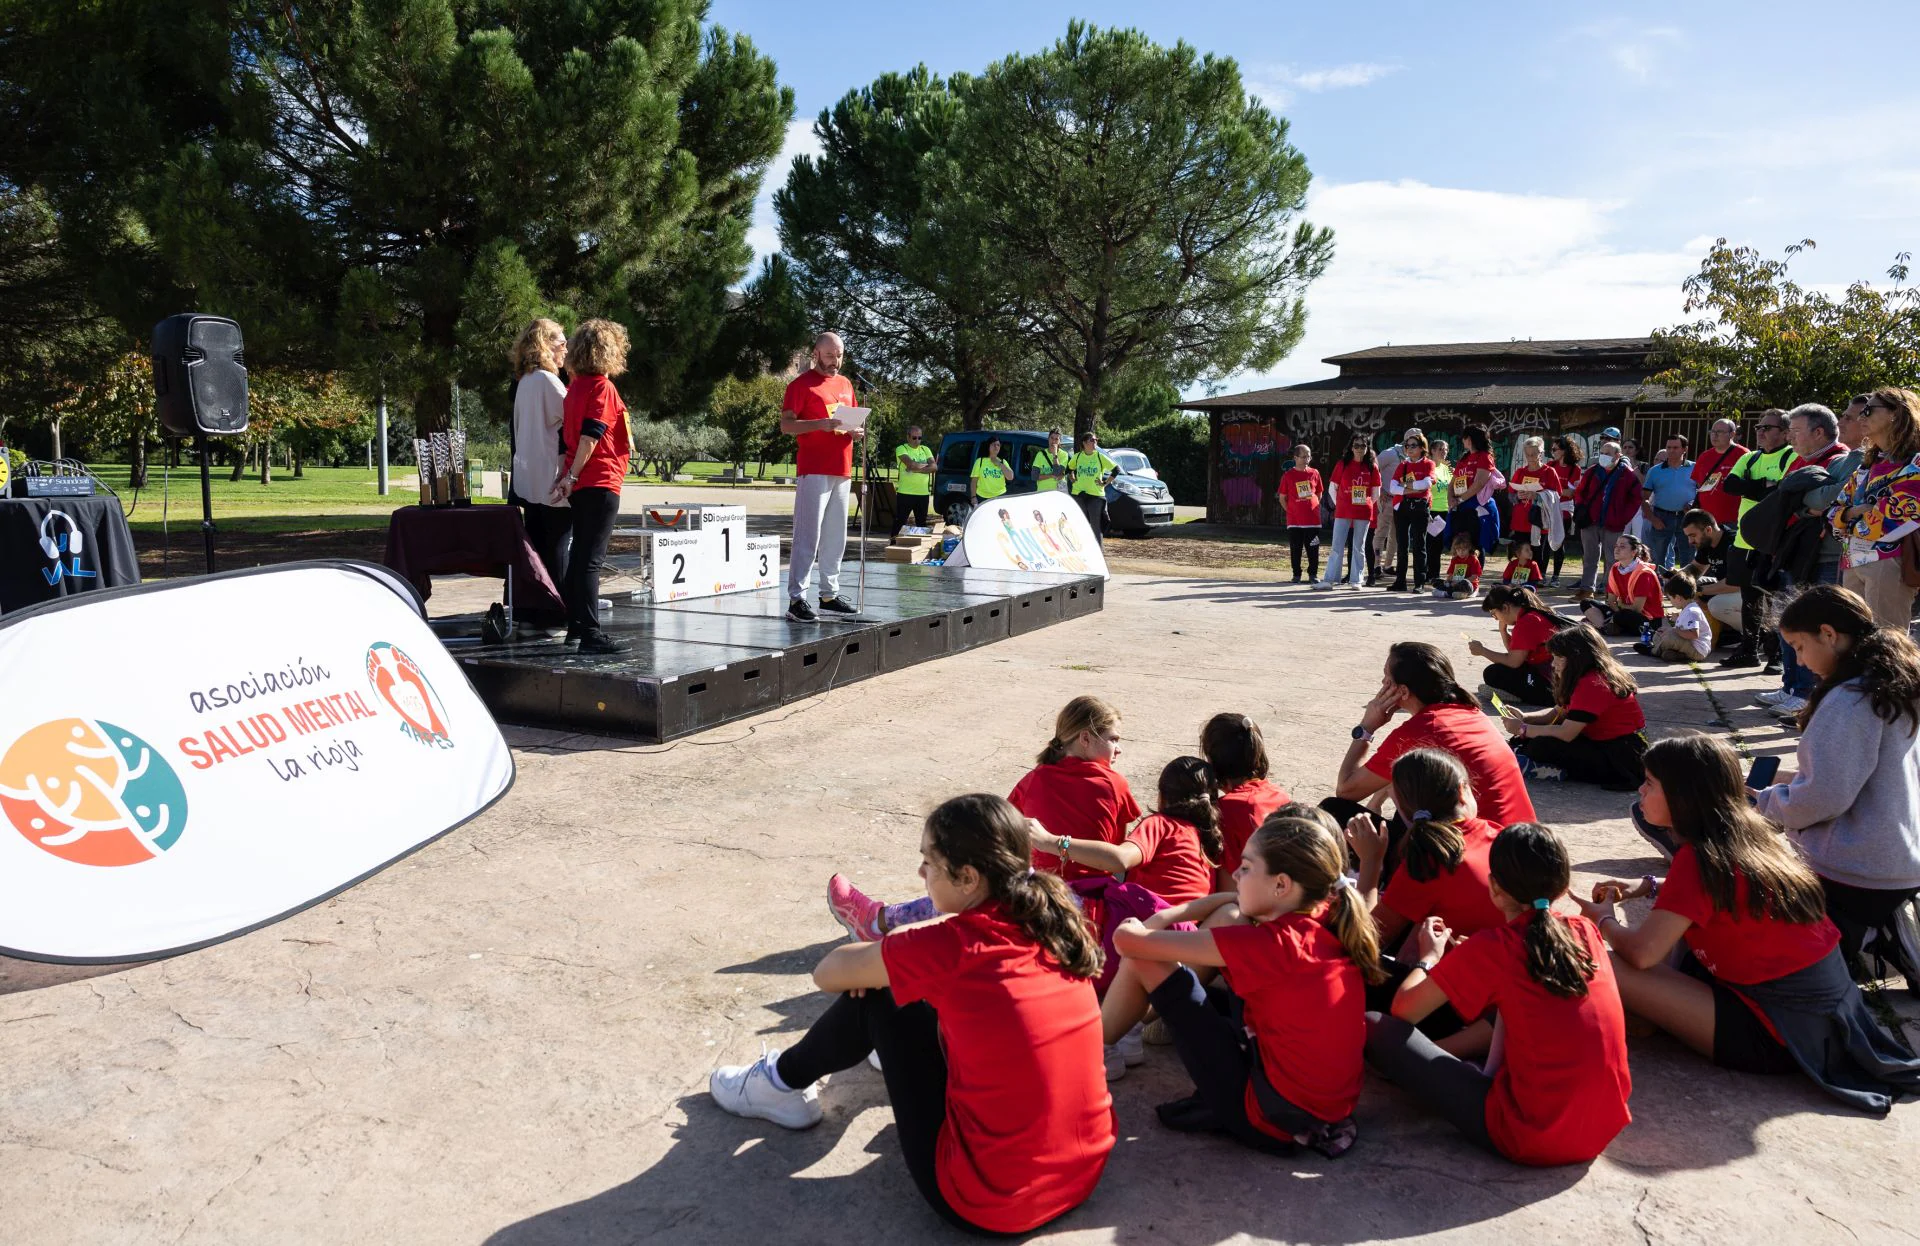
[382,504,565,615]
[0,495,141,614]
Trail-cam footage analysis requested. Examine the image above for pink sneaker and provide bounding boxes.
[827,874,885,943]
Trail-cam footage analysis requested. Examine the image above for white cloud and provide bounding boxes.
[1565,21,1683,82]
[745,118,823,268]
[1208,179,1708,393]
[1245,61,1399,108]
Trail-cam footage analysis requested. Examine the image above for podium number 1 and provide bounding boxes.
[723,528,732,561]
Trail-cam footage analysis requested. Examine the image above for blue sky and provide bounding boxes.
[711,0,1920,393]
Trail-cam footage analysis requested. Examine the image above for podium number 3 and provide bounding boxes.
[757,552,769,576]
[670,553,686,584]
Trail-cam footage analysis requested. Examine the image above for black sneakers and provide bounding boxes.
[818,596,859,615]
[577,630,631,656]
[787,598,818,621]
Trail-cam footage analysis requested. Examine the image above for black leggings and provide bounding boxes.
[774,990,994,1235]
[1076,494,1106,547]
[1819,876,1920,972]
[891,492,931,540]
[1395,501,1430,585]
[561,486,620,634]
[1585,603,1652,637]
[1149,967,1321,1152]
[1520,730,1648,790]
[519,502,572,625]
[1363,1013,1495,1153]
[1483,661,1556,707]
[1547,522,1574,579]
[1289,528,1321,580]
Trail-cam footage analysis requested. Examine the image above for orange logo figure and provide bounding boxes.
[365,643,452,748]
[0,718,189,866]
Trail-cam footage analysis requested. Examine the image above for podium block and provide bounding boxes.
[641,513,780,603]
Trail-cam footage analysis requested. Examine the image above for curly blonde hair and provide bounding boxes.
[510,318,565,377]
[564,318,630,379]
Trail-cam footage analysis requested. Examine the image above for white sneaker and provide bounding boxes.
[709,1049,823,1129]
[1116,1022,1147,1067]
[1772,694,1808,714]
[1103,1045,1127,1081]
[1754,689,1792,707]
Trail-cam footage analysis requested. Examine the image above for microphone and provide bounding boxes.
[850,369,876,392]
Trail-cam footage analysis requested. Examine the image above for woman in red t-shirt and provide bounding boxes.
[1388,432,1437,592]
[1202,712,1291,889]
[710,795,1115,1234]
[1507,436,1563,540]
[553,319,634,655]
[1367,822,1632,1166]
[1472,584,1566,707]
[1320,436,1381,590]
[1582,534,1666,636]
[1278,444,1325,583]
[1502,625,1648,790]
[1575,735,1920,1111]
[1451,426,1499,556]
[1104,816,1383,1157]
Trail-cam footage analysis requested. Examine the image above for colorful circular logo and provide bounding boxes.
[0,718,189,866]
[365,642,452,747]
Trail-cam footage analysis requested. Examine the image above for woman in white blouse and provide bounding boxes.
[510,318,571,615]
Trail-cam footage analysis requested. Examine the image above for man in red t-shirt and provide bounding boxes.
[1691,418,1748,527]
[780,332,864,620]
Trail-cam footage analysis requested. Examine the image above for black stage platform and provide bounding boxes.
[439,562,1104,740]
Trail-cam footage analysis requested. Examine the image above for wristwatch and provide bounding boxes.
[1415,956,1438,973]
[1351,724,1374,743]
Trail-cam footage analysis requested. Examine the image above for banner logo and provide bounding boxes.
[38,510,96,587]
[0,718,189,866]
[365,642,453,749]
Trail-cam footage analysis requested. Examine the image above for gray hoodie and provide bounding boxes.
[1756,678,1920,890]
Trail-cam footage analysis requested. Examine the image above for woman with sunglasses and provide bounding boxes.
[1319,434,1380,590]
[892,425,935,540]
[1828,388,1920,627]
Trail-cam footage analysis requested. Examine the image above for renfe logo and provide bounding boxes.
[0,718,189,866]
[365,642,453,749]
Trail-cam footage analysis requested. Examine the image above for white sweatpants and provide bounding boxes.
[789,474,851,601]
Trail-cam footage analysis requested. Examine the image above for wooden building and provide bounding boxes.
[1179,337,1712,527]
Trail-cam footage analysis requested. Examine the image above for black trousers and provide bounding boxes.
[1149,967,1320,1153]
[1585,604,1653,637]
[1818,876,1920,972]
[1076,493,1106,547]
[1521,730,1648,790]
[1483,661,1556,707]
[1394,501,1430,586]
[519,502,572,625]
[775,990,998,1235]
[1363,1013,1496,1153]
[1289,528,1321,580]
[561,486,620,634]
[1547,521,1574,579]
[891,492,932,540]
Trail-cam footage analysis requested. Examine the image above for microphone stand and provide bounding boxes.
[851,370,882,614]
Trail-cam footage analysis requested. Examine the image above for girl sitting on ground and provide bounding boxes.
[1203,713,1292,888]
[1573,734,1920,1114]
[1365,822,1633,1167]
[1102,816,1384,1157]
[1502,540,1542,586]
[710,795,1115,1235]
[1009,695,1141,880]
[1583,534,1665,636]
[1434,532,1483,600]
[1501,625,1648,791]
[1636,572,1712,663]
[1471,584,1567,708]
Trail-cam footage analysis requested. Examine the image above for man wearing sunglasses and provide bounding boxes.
[1715,410,1796,669]
[892,426,935,540]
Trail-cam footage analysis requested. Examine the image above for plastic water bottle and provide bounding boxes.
[1640,621,1656,646]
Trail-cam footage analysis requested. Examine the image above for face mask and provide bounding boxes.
[1597,454,1618,470]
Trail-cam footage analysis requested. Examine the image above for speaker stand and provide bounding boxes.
[196,434,216,575]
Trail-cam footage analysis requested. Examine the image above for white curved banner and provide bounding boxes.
[0,561,514,962]
[951,489,1108,578]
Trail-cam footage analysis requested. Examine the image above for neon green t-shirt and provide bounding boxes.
[895,443,934,496]
[971,455,1011,499]
[1069,451,1118,496]
[1033,448,1065,492]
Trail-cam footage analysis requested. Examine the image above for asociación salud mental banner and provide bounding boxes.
[0,561,514,962]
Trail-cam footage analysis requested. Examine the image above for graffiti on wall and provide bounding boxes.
[1218,418,1279,510]
[1487,407,1554,437]
[1285,407,1386,439]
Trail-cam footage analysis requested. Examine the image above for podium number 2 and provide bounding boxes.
[757,552,769,576]
[670,553,686,584]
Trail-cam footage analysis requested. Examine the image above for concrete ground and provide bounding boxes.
[2,571,1916,1245]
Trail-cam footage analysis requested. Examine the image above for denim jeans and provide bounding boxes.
[1645,509,1685,568]
[1323,518,1371,586]
[1780,561,1843,696]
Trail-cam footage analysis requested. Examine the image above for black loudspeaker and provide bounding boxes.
[152,314,249,437]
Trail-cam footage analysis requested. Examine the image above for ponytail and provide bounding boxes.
[1157,755,1222,863]
[1488,822,1594,999]
[925,793,1102,979]
[1391,748,1470,883]
[1037,695,1121,766]
[1245,817,1385,985]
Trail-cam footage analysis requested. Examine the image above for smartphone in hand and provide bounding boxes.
[1746,755,1781,789]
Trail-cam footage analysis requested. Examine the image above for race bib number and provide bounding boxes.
[1295,482,1313,499]
[1350,485,1369,504]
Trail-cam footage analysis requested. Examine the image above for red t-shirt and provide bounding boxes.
[1124,812,1215,905]
[1214,914,1365,1129]
[1509,464,1563,531]
[1691,443,1749,526]
[1606,562,1666,621]
[1566,671,1645,742]
[1428,914,1632,1165]
[1445,554,1483,585]
[1392,457,1437,508]
[1331,460,1381,522]
[560,374,631,493]
[782,370,858,478]
[1280,467,1324,527]
[1379,816,1506,936]
[1455,450,1496,501]
[1507,610,1558,666]
[1218,777,1292,882]
[1655,844,1840,985]
[1009,758,1142,882]
[882,903,1115,1232]
[1365,703,1537,828]
[1503,560,1544,586]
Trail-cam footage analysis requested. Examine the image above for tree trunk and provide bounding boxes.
[293,452,304,479]
[1073,377,1102,443]
[260,438,273,483]
[129,419,148,489]
[229,443,246,481]
[50,415,63,462]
